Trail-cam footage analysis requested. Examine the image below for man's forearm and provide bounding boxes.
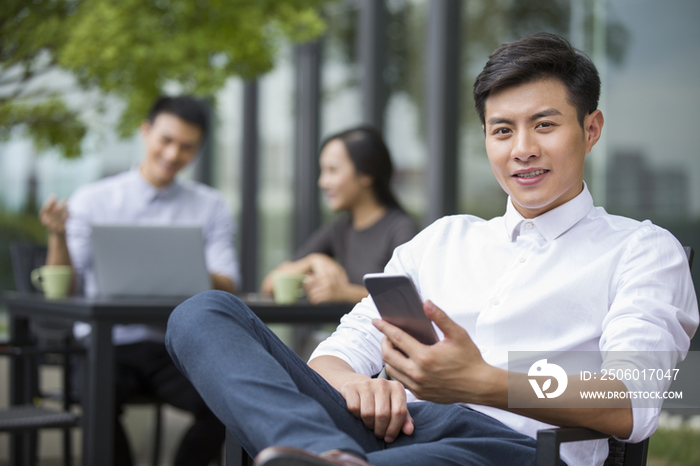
[308,355,370,391]
[515,406,633,438]
[46,233,72,266]
[484,368,634,438]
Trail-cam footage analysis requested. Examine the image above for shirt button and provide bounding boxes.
[519,257,526,263]
[525,222,534,230]
[493,299,500,305]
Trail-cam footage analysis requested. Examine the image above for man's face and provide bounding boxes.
[483,79,603,218]
[140,112,203,188]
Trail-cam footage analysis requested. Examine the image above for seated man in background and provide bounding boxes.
[39,95,238,466]
[165,33,698,466]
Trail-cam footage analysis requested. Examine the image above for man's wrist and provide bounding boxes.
[48,230,67,240]
[473,365,509,407]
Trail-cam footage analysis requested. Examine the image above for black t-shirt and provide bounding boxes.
[293,208,419,285]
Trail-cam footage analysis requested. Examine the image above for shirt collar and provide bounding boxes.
[127,166,182,203]
[503,182,594,243]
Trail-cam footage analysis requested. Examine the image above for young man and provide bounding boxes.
[40,96,239,466]
[165,33,698,466]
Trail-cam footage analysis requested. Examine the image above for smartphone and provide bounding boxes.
[363,273,438,345]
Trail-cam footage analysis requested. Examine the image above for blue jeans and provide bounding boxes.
[165,291,538,466]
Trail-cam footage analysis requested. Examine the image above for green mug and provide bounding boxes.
[272,273,306,305]
[30,265,73,299]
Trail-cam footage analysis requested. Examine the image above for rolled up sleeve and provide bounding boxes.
[601,225,699,443]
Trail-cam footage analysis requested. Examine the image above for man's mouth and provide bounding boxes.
[514,169,548,178]
[159,161,180,172]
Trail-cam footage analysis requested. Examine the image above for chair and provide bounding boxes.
[2,242,81,466]
[3,242,165,466]
[0,342,82,466]
[535,245,695,466]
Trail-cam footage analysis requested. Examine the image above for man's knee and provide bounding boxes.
[165,290,247,359]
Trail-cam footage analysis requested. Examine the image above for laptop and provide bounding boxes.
[91,225,210,298]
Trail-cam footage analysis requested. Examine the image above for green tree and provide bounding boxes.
[0,0,329,157]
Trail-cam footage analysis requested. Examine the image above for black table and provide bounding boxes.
[1,291,353,466]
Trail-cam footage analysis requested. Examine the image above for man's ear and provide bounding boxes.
[139,120,152,138]
[584,110,604,154]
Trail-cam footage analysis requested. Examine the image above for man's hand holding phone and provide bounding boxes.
[365,274,501,406]
[363,273,439,346]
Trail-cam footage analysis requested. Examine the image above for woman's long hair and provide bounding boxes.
[319,125,402,210]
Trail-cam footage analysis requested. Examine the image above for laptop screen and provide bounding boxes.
[91,225,210,298]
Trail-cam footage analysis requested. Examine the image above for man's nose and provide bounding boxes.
[162,144,180,161]
[511,131,539,162]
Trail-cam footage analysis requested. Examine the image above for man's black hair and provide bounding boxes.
[473,32,600,127]
[147,95,209,137]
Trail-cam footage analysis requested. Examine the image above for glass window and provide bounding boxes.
[258,47,296,283]
[383,0,428,224]
[603,0,700,227]
[321,0,363,137]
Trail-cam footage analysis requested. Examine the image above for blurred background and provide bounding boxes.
[1,0,699,464]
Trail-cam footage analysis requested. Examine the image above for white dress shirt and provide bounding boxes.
[310,184,698,466]
[67,168,240,345]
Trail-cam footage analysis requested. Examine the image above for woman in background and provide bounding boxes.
[262,125,418,304]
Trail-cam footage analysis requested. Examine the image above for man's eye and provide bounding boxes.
[494,128,511,135]
[537,122,554,128]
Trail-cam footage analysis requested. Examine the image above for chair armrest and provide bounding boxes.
[536,427,611,466]
[226,430,251,466]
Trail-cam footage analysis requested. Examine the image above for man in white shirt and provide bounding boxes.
[165,33,698,466]
[40,96,239,466]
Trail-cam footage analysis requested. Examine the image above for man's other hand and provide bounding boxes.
[307,355,414,443]
[39,194,69,236]
[338,375,414,443]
